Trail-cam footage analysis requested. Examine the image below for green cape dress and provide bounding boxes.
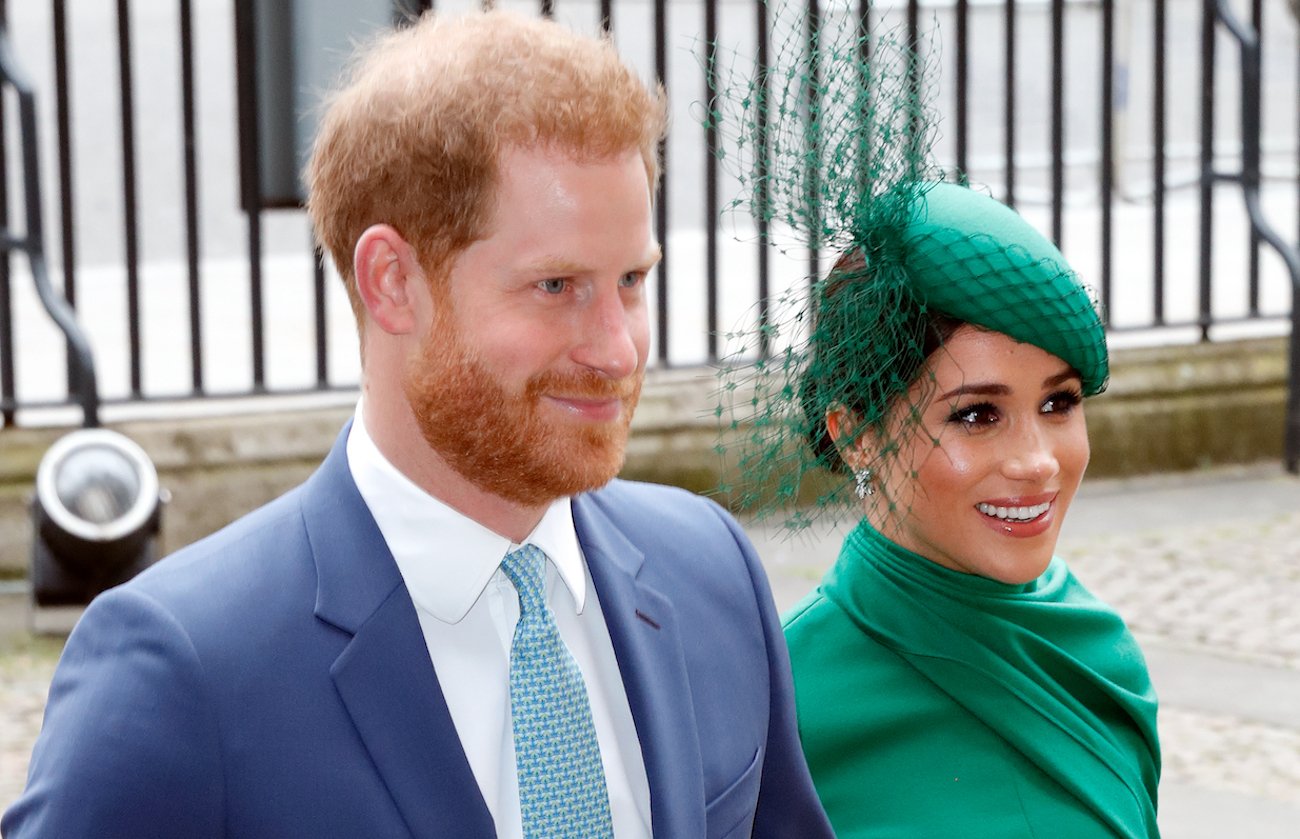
[783,521,1161,838]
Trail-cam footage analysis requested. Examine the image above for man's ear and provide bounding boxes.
[353,224,425,335]
[826,405,873,471]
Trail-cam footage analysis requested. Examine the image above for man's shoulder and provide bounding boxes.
[580,479,739,540]
[156,482,307,561]
[576,479,761,603]
[113,483,314,618]
[584,477,725,514]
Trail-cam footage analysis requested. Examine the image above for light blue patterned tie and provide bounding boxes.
[501,544,614,839]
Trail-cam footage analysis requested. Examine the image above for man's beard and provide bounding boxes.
[403,324,642,507]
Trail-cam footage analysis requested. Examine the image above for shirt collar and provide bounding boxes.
[346,401,587,624]
[519,498,586,613]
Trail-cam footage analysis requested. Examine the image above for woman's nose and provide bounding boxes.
[1002,423,1060,483]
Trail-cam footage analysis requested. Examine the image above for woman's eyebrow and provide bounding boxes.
[938,382,1009,401]
[939,364,1081,401]
[1043,369,1081,388]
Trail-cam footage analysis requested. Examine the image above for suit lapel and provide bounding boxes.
[303,426,495,838]
[574,494,706,839]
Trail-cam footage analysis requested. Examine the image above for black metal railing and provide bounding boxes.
[0,15,98,428]
[1209,0,1300,467]
[0,0,1297,444]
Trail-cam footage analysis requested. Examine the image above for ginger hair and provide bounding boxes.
[304,10,668,329]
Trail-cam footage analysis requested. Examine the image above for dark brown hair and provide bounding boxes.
[803,247,965,472]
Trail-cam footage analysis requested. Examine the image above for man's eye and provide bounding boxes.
[538,278,567,294]
[619,271,643,288]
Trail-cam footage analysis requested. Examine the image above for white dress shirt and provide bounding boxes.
[346,404,651,838]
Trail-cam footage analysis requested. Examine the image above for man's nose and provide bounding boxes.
[571,287,641,379]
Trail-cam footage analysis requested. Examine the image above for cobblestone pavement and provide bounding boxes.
[0,631,60,810]
[3,465,1300,834]
[1061,510,1300,672]
[1159,707,1300,806]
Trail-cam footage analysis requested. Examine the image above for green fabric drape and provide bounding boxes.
[783,521,1160,838]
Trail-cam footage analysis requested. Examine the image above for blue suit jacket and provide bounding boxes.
[4,427,831,838]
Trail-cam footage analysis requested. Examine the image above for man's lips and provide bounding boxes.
[543,394,626,422]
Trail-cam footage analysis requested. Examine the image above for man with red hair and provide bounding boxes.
[5,10,831,838]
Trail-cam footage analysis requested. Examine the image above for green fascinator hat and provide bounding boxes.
[899,182,1108,397]
[796,181,1108,491]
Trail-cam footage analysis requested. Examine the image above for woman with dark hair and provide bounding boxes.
[778,181,1161,837]
[710,13,1160,833]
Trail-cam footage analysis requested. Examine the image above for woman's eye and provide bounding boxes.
[948,403,999,427]
[538,278,567,294]
[1041,389,1083,415]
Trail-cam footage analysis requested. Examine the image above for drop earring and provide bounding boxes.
[854,468,874,499]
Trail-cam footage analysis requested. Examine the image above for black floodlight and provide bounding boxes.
[31,429,165,607]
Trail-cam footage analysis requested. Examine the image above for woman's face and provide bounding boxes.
[854,325,1091,584]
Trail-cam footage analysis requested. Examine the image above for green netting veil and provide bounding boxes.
[709,7,1108,529]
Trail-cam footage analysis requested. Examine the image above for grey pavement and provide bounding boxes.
[4,462,1300,836]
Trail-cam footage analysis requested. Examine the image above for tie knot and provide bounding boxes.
[502,544,548,615]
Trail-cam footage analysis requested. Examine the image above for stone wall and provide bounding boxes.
[0,337,1291,576]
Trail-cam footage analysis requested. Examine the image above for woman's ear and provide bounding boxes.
[353,224,426,335]
[826,405,874,471]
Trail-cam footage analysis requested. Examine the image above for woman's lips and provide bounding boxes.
[974,493,1057,537]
